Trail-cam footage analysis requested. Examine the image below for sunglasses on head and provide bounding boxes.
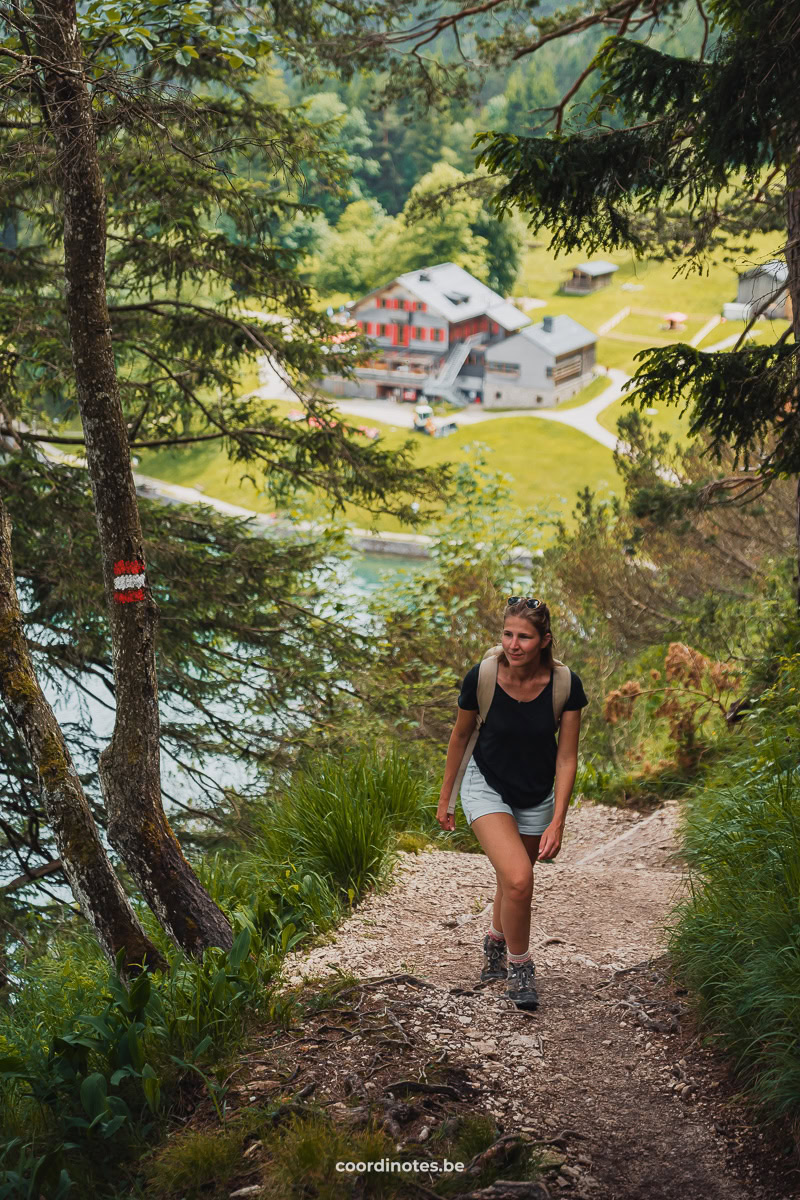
[507,597,542,609]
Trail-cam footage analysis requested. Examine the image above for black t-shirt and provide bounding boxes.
[457,664,588,809]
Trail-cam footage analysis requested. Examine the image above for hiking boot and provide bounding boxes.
[481,933,508,982]
[507,958,539,1010]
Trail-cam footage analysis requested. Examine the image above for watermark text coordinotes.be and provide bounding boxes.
[336,1159,465,1174]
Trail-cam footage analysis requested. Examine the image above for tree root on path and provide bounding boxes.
[463,1132,535,1177]
[384,1078,466,1101]
[449,1181,552,1199]
[333,973,437,998]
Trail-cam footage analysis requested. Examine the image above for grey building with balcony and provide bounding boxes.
[483,315,597,408]
[723,261,792,321]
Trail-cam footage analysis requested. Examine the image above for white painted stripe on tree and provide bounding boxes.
[114,573,146,590]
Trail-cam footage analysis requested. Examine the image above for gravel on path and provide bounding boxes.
[279,798,793,1200]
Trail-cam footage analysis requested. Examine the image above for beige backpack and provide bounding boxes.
[446,646,572,816]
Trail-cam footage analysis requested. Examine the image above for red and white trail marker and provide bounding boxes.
[113,558,146,604]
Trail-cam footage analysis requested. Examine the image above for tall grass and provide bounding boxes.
[253,748,437,906]
[670,757,800,1128]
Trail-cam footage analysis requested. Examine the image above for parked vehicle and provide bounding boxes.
[413,403,457,437]
[413,403,435,434]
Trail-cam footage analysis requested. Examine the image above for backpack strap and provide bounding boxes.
[551,660,572,729]
[447,647,502,815]
[476,643,503,720]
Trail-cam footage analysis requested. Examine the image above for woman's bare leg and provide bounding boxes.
[470,813,537,955]
[491,831,542,946]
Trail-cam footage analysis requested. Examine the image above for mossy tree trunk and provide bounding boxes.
[29,0,232,953]
[0,501,164,970]
[787,156,800,611]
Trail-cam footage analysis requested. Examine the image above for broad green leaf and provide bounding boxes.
[80,1073,108,1121]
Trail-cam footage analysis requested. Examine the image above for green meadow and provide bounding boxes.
[137,394,620,535]
[136,231,791,535]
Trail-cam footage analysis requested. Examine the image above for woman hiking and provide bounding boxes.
[437,598,588,1011]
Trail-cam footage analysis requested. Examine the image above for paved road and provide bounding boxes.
[330,368,631,453]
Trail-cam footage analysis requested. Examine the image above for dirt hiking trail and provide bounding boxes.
[253,799,797,1200]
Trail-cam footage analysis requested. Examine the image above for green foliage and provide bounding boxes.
[0,0,451,912]
[383,162,491,282]
[0,737,441,1188]
[74,0,274,71]
[470,2,800,563]
[0,451,385,900]
[258,1111,397,1200]
[628,341,799,476]
[146,1120,249,1199]
[0,867,328,1192]
[671,742,800,1121]
[0,1139,72,1200]
[310,162,525,300]
[252,747,436,906]
[154,919,272,1062]
[195,854,343,958]
[659,648,800,1128]
[474,10,796,261]
[146,1106,397,1200]
[0,960,167,1193]
[312,198,393,295]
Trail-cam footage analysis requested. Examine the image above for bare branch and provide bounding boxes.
[0,857,64,894]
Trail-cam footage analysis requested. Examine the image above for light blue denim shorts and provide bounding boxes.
[459,759,555,837]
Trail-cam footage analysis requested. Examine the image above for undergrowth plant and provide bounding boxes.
[669,652,800,1133]
[253,748,437,905]
[0,872,334,1195]
[0,746,436,1196]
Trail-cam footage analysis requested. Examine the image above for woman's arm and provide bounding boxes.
[537,708,582,861]
[436,706,478,831]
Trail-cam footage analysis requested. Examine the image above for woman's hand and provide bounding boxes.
[436,795,455,832]
[537,820,564,862]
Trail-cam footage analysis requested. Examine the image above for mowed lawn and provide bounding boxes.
[515,239,746,343]
[137,400,622,535]
[596,389,691,443]
[515,231,790,444]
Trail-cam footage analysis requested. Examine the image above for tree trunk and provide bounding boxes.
[30,0,232,953]
[786,156,800,610]
[0,500,164,970]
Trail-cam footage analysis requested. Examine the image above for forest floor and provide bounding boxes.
[224,798,800,1200]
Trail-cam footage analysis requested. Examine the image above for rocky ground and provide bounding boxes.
[222,798,799,1200]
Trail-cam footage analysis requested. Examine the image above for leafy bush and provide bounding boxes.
[0,744,429,1194]
[194,853,342,959]
[670,653,800,1129]
[0,905,303,1193]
